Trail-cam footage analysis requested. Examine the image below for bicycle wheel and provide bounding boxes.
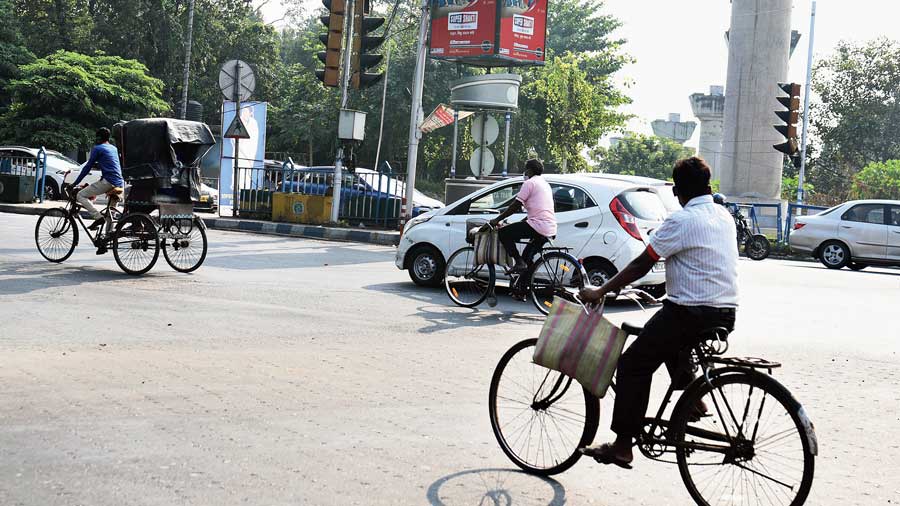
[489,338,600,475]
[113,214,160,275]
[529,252,586,315]
[444,247,495,307]
[35,208,78,263]
[162,217,207,273]
[672,372,815,506]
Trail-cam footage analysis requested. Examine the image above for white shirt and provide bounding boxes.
[648,195,739,307]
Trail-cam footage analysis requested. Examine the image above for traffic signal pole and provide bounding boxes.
[404,0,429,223]
[797,1,816,205]
[330,0,356,223]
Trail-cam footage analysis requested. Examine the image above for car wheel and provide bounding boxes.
[583,259,618,299]
[407,245,445,287]
[818,240,850,269]
[44,180,60,200]
[848,262,868,271]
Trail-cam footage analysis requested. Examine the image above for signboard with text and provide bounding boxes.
[429,0,546,66]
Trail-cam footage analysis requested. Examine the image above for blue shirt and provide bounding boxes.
[73,143,124,187]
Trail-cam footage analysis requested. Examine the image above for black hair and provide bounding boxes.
[95,127,111,143]
[524,158,544,175]
[672,157,711,199]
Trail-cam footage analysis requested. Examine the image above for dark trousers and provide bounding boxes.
[611,301,736,438]
[498,220,546,263]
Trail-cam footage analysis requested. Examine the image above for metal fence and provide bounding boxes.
[0,148,48,202]
[234,161,406,228]
[726,202,784,243]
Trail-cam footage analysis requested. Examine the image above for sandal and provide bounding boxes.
[580,443,633,469]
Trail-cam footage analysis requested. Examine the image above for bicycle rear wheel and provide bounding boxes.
[35,208,77,263]
[444,247,494,308]
[162,217,207,273]
[489,338,599,476]
[529,252,586,315]
[672,372,815,506]
[113,214,160,275]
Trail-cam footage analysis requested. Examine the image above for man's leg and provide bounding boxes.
[76,180,113,220]
[498,221,532,268]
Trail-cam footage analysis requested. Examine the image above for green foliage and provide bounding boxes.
[0,0,35,106]
[850,160,900,200]
[593,133,694,180]
[780,175,815,202]
[809,38,900,203]
[2,50,168,151]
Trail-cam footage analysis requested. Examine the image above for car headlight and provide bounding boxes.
[403,214,432,234]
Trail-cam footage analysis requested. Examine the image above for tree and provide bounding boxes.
[2,50,168,151]
[850,160,900,200]
[0,0,35,107]
[593,133,694,179]
[780,176,814,202]
[809,38,900,202]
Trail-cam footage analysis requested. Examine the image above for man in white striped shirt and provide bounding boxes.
[579,156,738,468]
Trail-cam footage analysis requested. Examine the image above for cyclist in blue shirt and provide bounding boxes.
[72,128,125,245]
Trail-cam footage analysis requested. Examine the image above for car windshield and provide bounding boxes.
[619,189,668,221]
[48,152,78,166]
[655,186,681,212]
[817,205,841,216]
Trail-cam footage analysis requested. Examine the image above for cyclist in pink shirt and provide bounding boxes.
[489,159,558,273]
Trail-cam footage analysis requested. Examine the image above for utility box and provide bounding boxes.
[272,192,333,225]
[338,109,366,141]
[0,174,34,203]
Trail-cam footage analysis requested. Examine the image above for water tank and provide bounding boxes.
[450,74,522,111]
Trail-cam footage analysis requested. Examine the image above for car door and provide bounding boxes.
[445,181,523,258]
[887,205,900,261]
[547,183,600,256]
[838,204,888,259]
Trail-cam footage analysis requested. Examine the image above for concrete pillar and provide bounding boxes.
[689,86,726,180]
[651,113,697,145]
[720,0,793,200]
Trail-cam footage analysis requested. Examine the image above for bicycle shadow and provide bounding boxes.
[425,468,566,506]
[0,260,125,296]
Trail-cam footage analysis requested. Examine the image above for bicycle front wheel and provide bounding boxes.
[489,338,599,476]
[672,372,815,506]
[529,252,586,315]
[162,217,207,273]
[35,208,77,263]
[444,247,494,308]
[114,214,160,275]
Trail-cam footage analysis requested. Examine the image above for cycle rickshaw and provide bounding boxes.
[34,118,216,275]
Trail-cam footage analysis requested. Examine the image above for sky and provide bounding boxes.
[254,0,899,147]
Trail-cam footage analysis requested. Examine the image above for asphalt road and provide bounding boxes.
[1,212,898,506]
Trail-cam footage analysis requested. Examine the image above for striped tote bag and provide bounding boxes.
[532,297,626,398]
[473,228,513,267]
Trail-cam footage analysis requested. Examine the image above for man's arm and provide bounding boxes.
[71,148,98,186]
[489,199,523,226]
[580,248,657,303]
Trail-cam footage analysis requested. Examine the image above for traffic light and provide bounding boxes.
[350,0,385,89]
[773,82,801,157]
[316,0,345,87]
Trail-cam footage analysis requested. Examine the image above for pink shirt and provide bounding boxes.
[516,176,557,237]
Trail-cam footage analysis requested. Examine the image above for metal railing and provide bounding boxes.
[784,203,828,243]
[726,202,784,243]
[234,161,407,228]
[0,147,48,202]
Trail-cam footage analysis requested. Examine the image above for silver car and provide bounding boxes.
[789,199,900,270]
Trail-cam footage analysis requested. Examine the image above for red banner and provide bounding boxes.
[429,0,498,60]
[497,0,547,63]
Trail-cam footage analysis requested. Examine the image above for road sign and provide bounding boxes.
[218,60,256,101]
[223,113,251,139]
[472,115,499,145]
[470,147,495,177]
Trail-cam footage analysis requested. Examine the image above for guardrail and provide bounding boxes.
[784,203,828,244]
[0,147,48,202]
[726,202,783,243]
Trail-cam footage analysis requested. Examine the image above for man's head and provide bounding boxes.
[671,156,712,206]
[95,127,111,145]
[523,158,544,179]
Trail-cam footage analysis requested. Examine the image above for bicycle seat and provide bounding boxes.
[621,322,643,336]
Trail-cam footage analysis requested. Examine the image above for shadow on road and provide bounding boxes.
[789,264,900,277]
[0,260,126,295]
[203,244,392,270]
[425,468,567,506]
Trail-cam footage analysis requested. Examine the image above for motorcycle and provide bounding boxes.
[732,207,770,261]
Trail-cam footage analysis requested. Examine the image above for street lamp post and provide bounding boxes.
[180,0,196,120]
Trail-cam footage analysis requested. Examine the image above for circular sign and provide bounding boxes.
[218,59,256,102]
[471,115,500,146]
[292,201,305,215]
[470,147,496,177]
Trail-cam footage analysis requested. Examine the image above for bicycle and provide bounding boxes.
[488,289,817,505]
[444,225,587,315]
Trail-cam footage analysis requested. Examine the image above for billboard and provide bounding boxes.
[219,100,267,208]
[429,0,498,60]
[498,0,547,62]
[429,0,546,66]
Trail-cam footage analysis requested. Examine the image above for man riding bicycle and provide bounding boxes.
[488,159,557,276]
[71,127,124,253]
[578,156,739,468]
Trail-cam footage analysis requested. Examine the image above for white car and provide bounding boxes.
[581,173,681,212]
[790,199,900,270]
[396,174,669,296]
[0,146,100,200]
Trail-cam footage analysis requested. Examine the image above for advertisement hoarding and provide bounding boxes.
[219,100,267,208]
[429,0,498,60]
[497,0,547,63]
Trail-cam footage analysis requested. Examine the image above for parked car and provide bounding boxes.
[396,174,669,296]
[194,182,219,212]
[0,146,98,200]
[789,199,900,270]
[581,173,681,213]
[282,166,444,216]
